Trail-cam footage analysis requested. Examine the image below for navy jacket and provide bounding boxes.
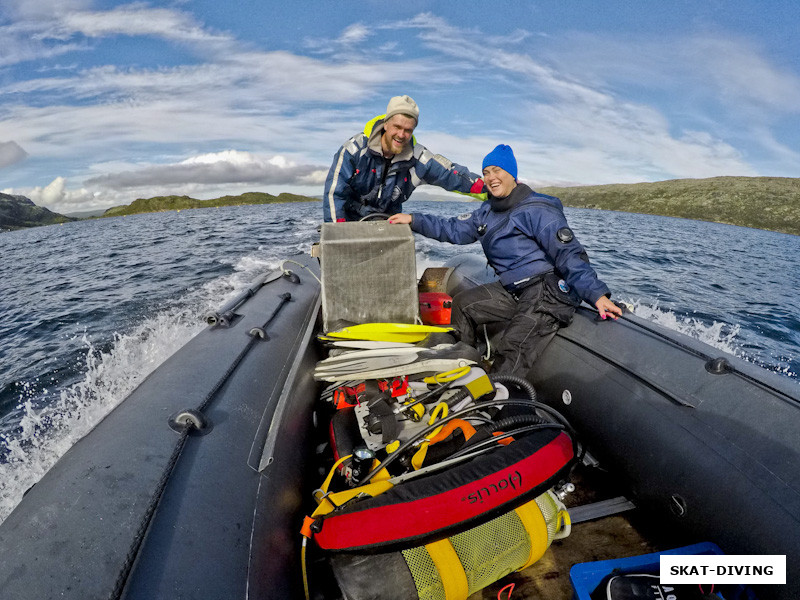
[323,116,483,222]
[410,184,611,305]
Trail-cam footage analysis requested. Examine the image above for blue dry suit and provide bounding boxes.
[409,183,610,305]
[323,116,484,222]
[410,183,612,374]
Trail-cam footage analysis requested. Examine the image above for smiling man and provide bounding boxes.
[322,95,485,222]
[389,144,622,375]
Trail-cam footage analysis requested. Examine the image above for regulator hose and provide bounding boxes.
[490,373,537,402]
[492,413,549,430]
[443,386,471,408]
[360,398,546,486]
[447,423,566,462]
[490,373,584,463]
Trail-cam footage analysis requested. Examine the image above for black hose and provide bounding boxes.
[447,423,565,462]
[360,398,542,486]
[492,414,548,430]
[358,376,581,489]
[399,379,457,413]
[490,373,537,402]
[444,387,470,408]
[491,373,584,463]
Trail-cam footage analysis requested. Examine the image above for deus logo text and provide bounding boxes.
[463,471,522,504]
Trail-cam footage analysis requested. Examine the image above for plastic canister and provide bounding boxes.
[419,292,452,325]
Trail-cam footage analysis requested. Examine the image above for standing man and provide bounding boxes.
[323,95,485,222]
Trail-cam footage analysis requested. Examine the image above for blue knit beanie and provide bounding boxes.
[482,144,517,180]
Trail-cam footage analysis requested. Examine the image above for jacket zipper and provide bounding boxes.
[377,157,392,201]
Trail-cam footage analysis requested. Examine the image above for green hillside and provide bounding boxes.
[538,176,800,236]
[0,193,74,231]
[6,178,797,236]
[102,191,316,217]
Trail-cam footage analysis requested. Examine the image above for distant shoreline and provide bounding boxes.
[539,176,799,237]
[424,175,800,237]
[99,191,316,218]
[3,176,798,236]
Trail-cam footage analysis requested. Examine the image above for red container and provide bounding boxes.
[419,292,452,325]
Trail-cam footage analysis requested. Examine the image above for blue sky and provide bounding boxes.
[1,0,799,213]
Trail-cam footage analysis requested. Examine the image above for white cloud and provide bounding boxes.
[690,37,800,115]
[2,8,799,208]
[0,0,92,19]
[527,30,800,168]
[396,15,766,182]
[339,23,370,45]
[84,150,327,189]
[0,2,236,68]
[59,5,237,48]
[0,141,28,168]
[303,22,375,55]
[29,176,67,205]
[25,176,97,212]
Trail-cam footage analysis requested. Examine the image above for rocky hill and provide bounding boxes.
[0,193,75,231]
[4,178,798,235]
[538,176,800,236]
[102,191,315,217]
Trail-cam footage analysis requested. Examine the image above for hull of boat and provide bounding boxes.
[0,255,323,599]
[2,249,799,599]
[528,306,800,600]
[443,253,799,599]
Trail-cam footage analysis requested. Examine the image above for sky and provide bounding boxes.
[1,0,799,214]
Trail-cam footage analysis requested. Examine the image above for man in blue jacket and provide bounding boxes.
[389,144,622,374]
[323,95,485,222]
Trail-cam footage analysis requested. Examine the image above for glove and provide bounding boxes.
[469,178,486,194]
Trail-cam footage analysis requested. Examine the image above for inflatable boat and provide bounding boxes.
[0,224,797,600]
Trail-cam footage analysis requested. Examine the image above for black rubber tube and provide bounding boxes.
[492,413,549,430]
[490,373,537,402]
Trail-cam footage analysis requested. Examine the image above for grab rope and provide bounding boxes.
[108,292,292,600]
[281,259,321,285]
[109,429,190,599]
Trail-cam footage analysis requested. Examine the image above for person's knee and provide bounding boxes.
[452,285,492,310]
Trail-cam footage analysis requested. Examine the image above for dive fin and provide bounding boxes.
[324,322,453,343]
[327,340,417,350]
[315,354,421,376]
[314,342,481,382]
[317,346,425,366]
[315,357,477,382]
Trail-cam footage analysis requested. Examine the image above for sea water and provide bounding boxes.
[1,200,798,522]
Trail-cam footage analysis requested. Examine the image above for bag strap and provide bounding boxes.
[514,498,549,571]
[424,538,470,600]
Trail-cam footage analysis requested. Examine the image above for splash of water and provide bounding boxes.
[628,299,796,380]
[0,310,202,521]
[627,299,741,356]
[0,254,283,523]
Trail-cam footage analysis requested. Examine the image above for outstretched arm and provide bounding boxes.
[414,146,485,198]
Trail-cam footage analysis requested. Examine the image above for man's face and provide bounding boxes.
[482,165,516,198]
[381,115,416,155]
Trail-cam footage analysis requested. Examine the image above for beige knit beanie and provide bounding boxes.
[384,95,419,123]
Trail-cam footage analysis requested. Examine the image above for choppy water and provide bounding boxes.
[1,201,798,521]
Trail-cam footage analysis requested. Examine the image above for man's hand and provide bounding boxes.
[595,296,623,320]
[388,213,412,224]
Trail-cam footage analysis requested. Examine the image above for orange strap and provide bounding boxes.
[428,418,477,445]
